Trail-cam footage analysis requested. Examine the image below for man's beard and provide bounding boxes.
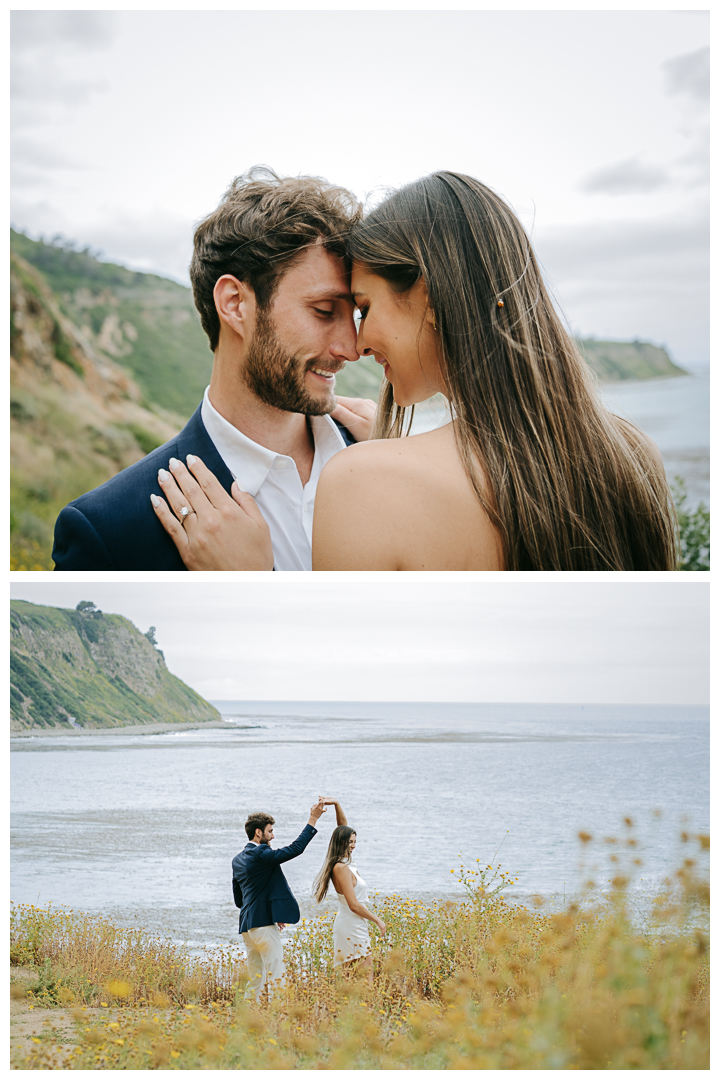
[242,307,337,416]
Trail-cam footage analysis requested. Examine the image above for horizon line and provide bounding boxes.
[207,699,708,708]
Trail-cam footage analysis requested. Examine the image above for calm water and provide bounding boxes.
[414,370,709,507]
[10,702,708,947]
[600,371,709,507]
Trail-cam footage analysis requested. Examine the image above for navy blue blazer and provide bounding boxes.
[52,404,354,571]
[232,824,317,933]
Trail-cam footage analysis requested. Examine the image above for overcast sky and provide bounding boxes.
[10,7,709,368]
[9,580,709,705]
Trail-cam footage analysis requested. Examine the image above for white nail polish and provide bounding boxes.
[186,454,197,466]
[150,494,160,506]
[158,469,170,481]
[169,457,181,470]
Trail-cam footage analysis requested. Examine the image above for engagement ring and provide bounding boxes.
[179,506,190,517]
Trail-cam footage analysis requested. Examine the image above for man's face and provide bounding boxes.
[260,824,274,845]
[242,242,359,415]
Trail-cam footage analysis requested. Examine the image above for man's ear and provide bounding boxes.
[214,275,256,340]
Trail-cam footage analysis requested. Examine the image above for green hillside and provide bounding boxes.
[10,249,186,570]
[11,230,212,417]
[577,338,685,382]
[10,599,221,731]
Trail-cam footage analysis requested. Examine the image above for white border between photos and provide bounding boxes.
[7,570,704,584]
[5,1,712,13]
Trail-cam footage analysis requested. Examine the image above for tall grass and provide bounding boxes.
[12,828,708,1069]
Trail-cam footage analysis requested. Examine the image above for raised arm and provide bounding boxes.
[320,797,347,827]
[256,801,327,865]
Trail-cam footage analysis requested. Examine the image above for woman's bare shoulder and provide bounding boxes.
[316,426,462,528]
[322,423,457,481]
[313,424,503,571]
[332,862,353,884]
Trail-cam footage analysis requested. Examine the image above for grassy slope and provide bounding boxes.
[11,230,212,418]
[10,251,185,570]
[10,599,220,730]
[578,338,685,381]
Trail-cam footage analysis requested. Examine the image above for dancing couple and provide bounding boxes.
[232,798,384,1000]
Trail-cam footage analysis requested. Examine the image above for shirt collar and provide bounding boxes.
[201,387,345,496]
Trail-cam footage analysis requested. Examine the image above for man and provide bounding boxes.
[232,802,326,1000]
[52,166,373,570]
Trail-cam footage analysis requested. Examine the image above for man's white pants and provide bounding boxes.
[242,924,285,1000]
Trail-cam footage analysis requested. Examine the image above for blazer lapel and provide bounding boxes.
[174,406,235,494]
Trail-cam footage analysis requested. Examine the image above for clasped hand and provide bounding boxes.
[151,455,273,570]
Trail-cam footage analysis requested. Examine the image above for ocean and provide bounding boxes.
[10,702,708,948]
[600,370,709,507]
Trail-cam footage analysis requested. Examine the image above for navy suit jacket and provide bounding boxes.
[232,824,317,934]
[52,404,354,571]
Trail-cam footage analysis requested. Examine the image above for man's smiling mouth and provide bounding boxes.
[309,365,343,379]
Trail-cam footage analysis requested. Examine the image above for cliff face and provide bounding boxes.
[10,600,220,731]
[10,249,185,569]
[11,229,212,417]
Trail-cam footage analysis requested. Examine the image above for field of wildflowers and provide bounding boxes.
[11,826,708,1069]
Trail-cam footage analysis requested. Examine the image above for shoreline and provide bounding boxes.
[10,718,231,739]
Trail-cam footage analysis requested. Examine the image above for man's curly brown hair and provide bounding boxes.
[190,165,362,351]
[244,811,275,841]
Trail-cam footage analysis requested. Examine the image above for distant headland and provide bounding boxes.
[10,599,220,733]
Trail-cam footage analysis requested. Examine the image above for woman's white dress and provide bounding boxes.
[333,862,372,967]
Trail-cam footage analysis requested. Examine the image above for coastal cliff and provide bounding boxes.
[576,338,685,382]
[10,244,186,570]
[10,599,220,732]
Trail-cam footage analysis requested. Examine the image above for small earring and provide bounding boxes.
[497,299,505,309]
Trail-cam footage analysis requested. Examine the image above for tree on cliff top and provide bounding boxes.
[76,600,103,617]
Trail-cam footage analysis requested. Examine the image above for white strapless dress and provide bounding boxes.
[333,863,372,967]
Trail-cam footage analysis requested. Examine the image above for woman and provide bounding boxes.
[313,799,385,981]
[153,171,677,570]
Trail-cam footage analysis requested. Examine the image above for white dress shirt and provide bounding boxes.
[200,388,347,571]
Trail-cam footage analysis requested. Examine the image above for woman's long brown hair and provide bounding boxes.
[313,826,355,904]
[348,172,677,570]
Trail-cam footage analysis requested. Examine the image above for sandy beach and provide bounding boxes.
[10,719,230,739]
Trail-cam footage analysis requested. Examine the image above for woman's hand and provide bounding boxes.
[320,797,347,826]
[330,396,377,442]
[150,455,273,570]
[375,919,387,938]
